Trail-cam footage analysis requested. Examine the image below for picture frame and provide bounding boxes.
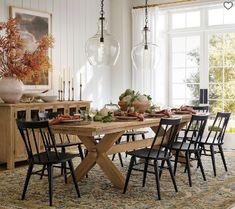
[10,6,52,92]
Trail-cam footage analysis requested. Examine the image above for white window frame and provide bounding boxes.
[168,4,235,107]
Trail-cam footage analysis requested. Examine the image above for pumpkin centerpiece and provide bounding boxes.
[118,89,151,113]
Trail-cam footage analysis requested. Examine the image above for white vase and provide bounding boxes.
[0,77,24,103]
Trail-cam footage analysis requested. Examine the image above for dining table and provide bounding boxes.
[51,114,191,189]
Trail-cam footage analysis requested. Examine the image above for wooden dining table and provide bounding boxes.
[51,114,191,189]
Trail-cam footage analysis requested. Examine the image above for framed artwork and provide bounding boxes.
[10,6,52,92]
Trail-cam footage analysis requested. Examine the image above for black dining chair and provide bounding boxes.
[123,117,181,200]
[192,105,209,113]
[198,112,231,176]
[171,114,209,187]
[16,120,80,206]
[38,111,85,180]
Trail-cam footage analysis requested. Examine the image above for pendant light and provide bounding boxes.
[85,0,120,67]
[132,0,160,71]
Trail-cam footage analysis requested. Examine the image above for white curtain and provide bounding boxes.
[132,7,167,107]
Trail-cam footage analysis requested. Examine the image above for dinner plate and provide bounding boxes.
[60,119,83,123]
[115,116,137,120]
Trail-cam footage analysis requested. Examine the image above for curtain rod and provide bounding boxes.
[133,0,196,9]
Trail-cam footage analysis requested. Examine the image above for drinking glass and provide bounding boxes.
[89,108,97,121]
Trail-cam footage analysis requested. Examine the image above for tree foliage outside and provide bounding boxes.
[186,33,235,132]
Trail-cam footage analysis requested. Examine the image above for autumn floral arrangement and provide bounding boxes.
[0,18,54,83]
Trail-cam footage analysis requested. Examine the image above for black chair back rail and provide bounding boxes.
[123,117,181,200]
[16,120,80,206]
[171,114,209,187]
[205,112,231,144]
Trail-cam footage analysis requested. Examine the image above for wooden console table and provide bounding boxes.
[0,100,91,169]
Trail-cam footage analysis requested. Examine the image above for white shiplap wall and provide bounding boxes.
[0,0,112,108]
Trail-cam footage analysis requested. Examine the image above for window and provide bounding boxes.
[208,32,235,117]
[171,36,200,106]
[208,7,235,26]
[172,10,200,29]
[169,4,235,132]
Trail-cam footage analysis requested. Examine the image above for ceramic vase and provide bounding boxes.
[0,77,24,103]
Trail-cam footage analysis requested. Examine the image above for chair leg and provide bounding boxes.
[174,150,179,176]
[142,133,145,139]
[153,160,161,200]
[142,159,149,187]
[125,135,130,157]
[68,160,81,198]
[166,159,178,192]
[118,153,124,167]
[210,145,217,176]
[123,156,135,194]
[185,152,192,187]
[112,154,116,161]
[196,151,206,181]
[47,164,53,206]
[159,160,165,179]
[22,163,34,200]
[78,144,84,161]
[218,144,228,172]
[40,164,46,179]
[61,147,66,176]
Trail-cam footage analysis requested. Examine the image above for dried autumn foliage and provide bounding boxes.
[0,18,54,83]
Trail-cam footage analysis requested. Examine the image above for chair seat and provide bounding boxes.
[199,137,222,145]
[126,148,171,160]
[171,142,197,151]
[32,152,80,164]
[123,130,148,136]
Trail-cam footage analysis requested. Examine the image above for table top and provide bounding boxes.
[51,114,192,136]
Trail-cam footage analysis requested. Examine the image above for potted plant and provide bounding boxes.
[0,18,53,103]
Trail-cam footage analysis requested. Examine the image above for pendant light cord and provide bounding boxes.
[144,0,148,50]
[100,0,104,43]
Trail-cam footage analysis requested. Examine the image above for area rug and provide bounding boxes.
[0,153,235,209]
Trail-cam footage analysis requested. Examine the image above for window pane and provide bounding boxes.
[209,51,223,67]
[224,100,235,115]
[224,7,235,24]
[186,99,199,106]
[224,67,235,82]
[172,68,185,83]
[172,13,185,29]
[209,67,223,83]
[186,54,199,67]
[186,11,200,27]
[186,84,199,99]
[186,68,200,83]
[209,34,223,51]
[172,84,185,99]
[224,33,235,50]
[224,51,235,67]
[172,37,185,52]
[224,83,235,99]
[209,100,223,113]
[209,84,223,99]
[208,8,223,26]
[172,53,186,68]
[186,36,200,53]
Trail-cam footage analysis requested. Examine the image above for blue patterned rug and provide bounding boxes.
[0,152,235,209]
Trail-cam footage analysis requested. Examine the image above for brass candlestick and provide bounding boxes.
[68,81,71,101]
[79,84,82,101]
[63,81,65,101]
[72,87,74,101]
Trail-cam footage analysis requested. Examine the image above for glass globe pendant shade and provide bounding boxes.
[132,29,160,71]
[85,19,120,67]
